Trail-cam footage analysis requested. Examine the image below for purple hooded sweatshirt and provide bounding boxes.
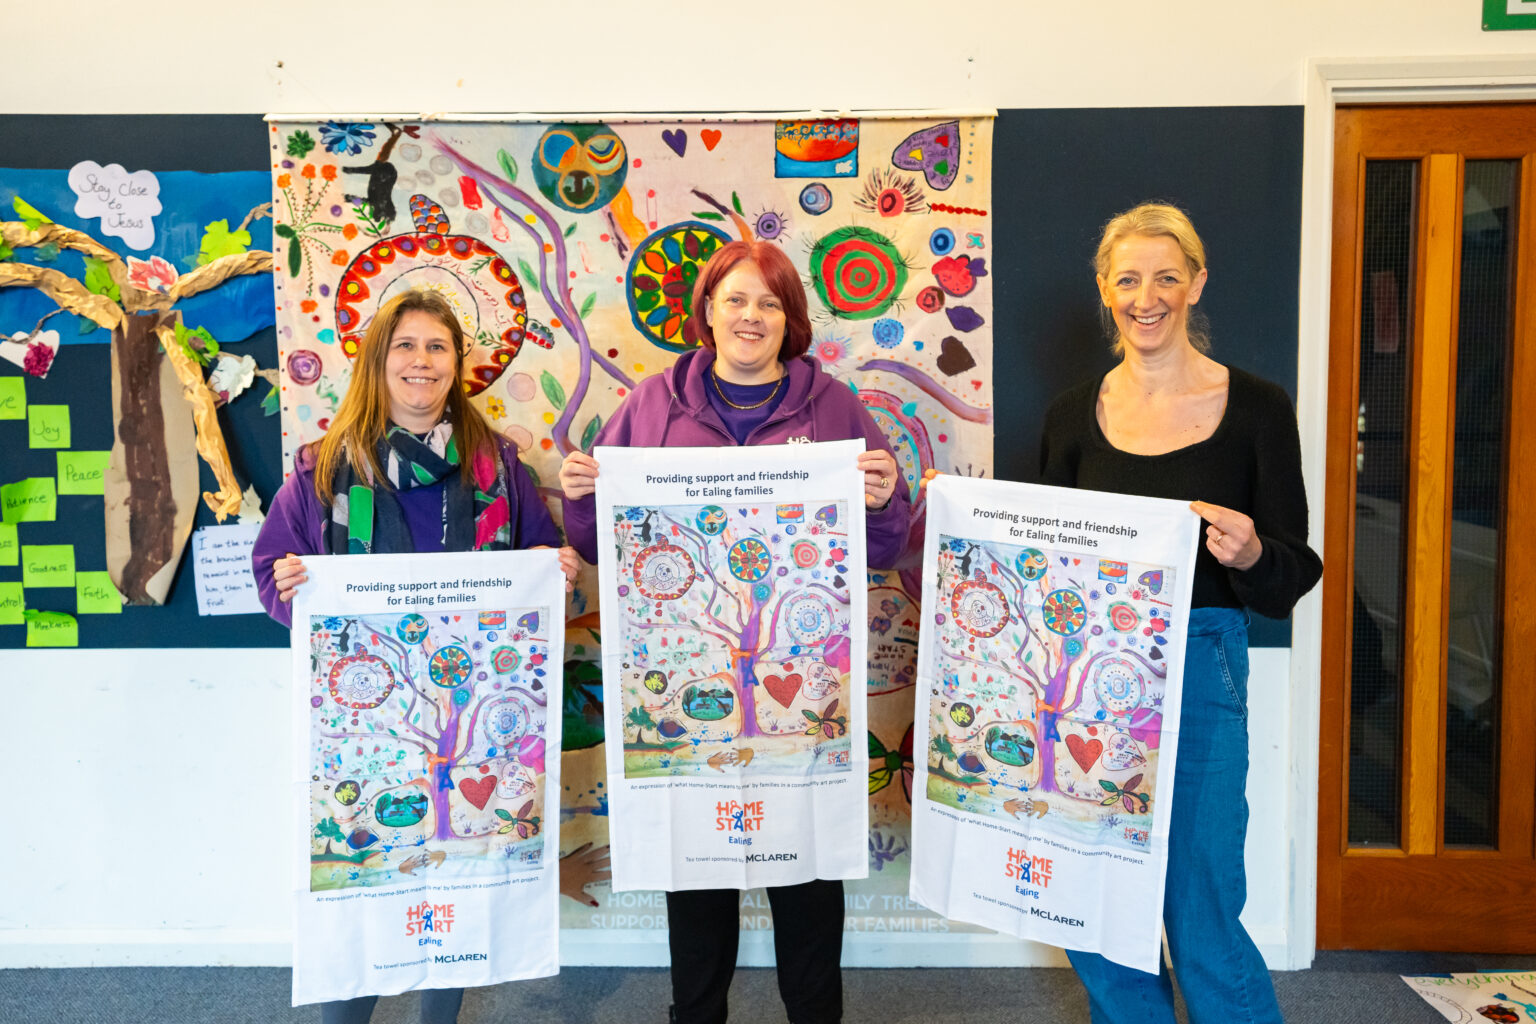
[252,438,561,628]
[563,348,912,568]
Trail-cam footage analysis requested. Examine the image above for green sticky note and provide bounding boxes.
[24,609,78,647]
[57,450,110,496]
[0,377,24,420]
[21,544,74,588]
[0,522,15,566]
[27,404,70,448]
[75,571,123,614]
[0,582,21,625]
[1,477,56,522]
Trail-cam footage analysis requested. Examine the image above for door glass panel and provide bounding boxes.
[1349,160,1416,847]
[1444,159,1516,847]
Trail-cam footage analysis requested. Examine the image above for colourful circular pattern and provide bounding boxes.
[1015,548,1048,581]
[858,391,933,499]
[799,183,833,215]
[784,593,835,644]
[1108,601,1140,633]
[1042,589,1087,636]
[328,653,395,709]
[1092,656,1146,716]
[286,349,322,387]
[755,210,785,239]
[484,698,531,742]
[633,542,697,600]
[949,702,975,727]
[428,645,474,688]
[930,227,956,255]
[531,123,629,212]
[695,505,727,535]
[791,540,821,568]
[492,645,521,674]
[951,578,1010,637]
[396,613,429,644]
[809,226,908,320]
[915,286,945,313]
[627,222,731,351]
[728,538,771,582]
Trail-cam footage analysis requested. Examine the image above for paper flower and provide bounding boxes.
[209,353,257,403]
[1,329,60,378]
[236,483,265,526]
[126,254,178,294]
[319,121,377,156]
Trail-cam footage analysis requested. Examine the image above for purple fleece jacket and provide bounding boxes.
[252,438,561,628]
[562,349,912,568]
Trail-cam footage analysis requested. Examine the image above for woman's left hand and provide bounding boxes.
[1190,500,1263,571]
[858,449,899,510]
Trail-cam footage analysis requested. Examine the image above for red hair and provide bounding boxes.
[684,240,812,361]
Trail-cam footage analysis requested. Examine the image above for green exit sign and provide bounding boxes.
[1485,0,1536,29]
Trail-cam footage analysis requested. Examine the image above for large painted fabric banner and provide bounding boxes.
[289,550,563,1004]
[595,442,867,891]
[911,476,1199,972]
[268,114,994,955]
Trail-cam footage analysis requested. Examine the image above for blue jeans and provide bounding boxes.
[1067,606,1283,1024]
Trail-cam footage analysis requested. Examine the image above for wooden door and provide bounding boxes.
[1319,103,1536,950]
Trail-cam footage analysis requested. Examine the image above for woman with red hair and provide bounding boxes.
[561,240,911,1024]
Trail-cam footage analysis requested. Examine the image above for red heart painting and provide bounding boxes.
[763,672,803,708]
[701,129,722,151]
[458,776,496,810]
[1065,734,1103,773]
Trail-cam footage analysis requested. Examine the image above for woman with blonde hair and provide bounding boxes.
[1040,203,1319,1024]
[253,288,575,1024]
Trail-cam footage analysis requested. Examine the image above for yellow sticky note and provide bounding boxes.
[75,571,123,614]
[0,377,24,420]
[21,544,74,588]
[27,404,70,448]
[1,477,56,522]
[0,522,16,566]
[58,451,110,496]
[0,582,21,625]
[24,609,78,647]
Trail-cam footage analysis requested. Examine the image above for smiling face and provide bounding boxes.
[1096,233,1207,358]
[385,309,458,432]
[706,261,788,384]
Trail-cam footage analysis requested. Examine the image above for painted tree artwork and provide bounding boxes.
[308,606,552,891]
[610,500,853,779]
[925,535,1178,852]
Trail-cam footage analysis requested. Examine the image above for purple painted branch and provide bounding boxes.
[856,358,993,424]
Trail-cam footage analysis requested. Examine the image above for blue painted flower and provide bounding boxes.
[319,121,377,156]
[947,538,966,553]
[623,507,646,522]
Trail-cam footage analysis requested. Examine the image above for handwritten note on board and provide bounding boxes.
[27,404,70,448]
[1,477,56,523]
[191,523,264,615]
[75,571,123,614]
[25,609,78,647]
[0,377,23,420]
[0,522,16,566]
[0,582,21,625]
[57,451,110,496]
[22,544,75,588]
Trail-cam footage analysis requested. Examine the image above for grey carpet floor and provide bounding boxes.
[3,952,1535,1023]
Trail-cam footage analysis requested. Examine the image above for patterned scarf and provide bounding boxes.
[325,421,512,554]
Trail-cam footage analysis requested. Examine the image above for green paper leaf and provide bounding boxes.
[174,322,220,366]
[197,219,252,265]
[497,149,518,183]
[539,370,566,411]
[76,315,98,336]
[730,191,743,214]
[286,130,316,158]
[82,257,121,303]
[35,243,60,263]
[578,292,596,319]
[518,258,540,293]
[580,414,602,452]
[0,239,13,261]
[12,196,52,231]
[260,383,280,416]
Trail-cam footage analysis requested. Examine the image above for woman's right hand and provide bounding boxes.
[273,554,309,603]
[560,451,600,500]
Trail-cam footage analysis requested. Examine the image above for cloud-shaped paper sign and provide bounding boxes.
[67,161,163,250]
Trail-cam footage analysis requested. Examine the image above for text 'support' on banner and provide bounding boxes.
[910,476,1199,972]
[289,550,563,1004]
[596,441,869,892]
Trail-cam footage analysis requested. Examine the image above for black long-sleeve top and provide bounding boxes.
[1039,365,1322,619]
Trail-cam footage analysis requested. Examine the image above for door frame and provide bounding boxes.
[1293,55,1536,968]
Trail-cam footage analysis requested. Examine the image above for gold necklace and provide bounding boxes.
[711,366,784,410]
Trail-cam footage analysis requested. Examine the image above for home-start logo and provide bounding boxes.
[716,800,764,843]
[1005,845,1054,899]
[406,901,455,947]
